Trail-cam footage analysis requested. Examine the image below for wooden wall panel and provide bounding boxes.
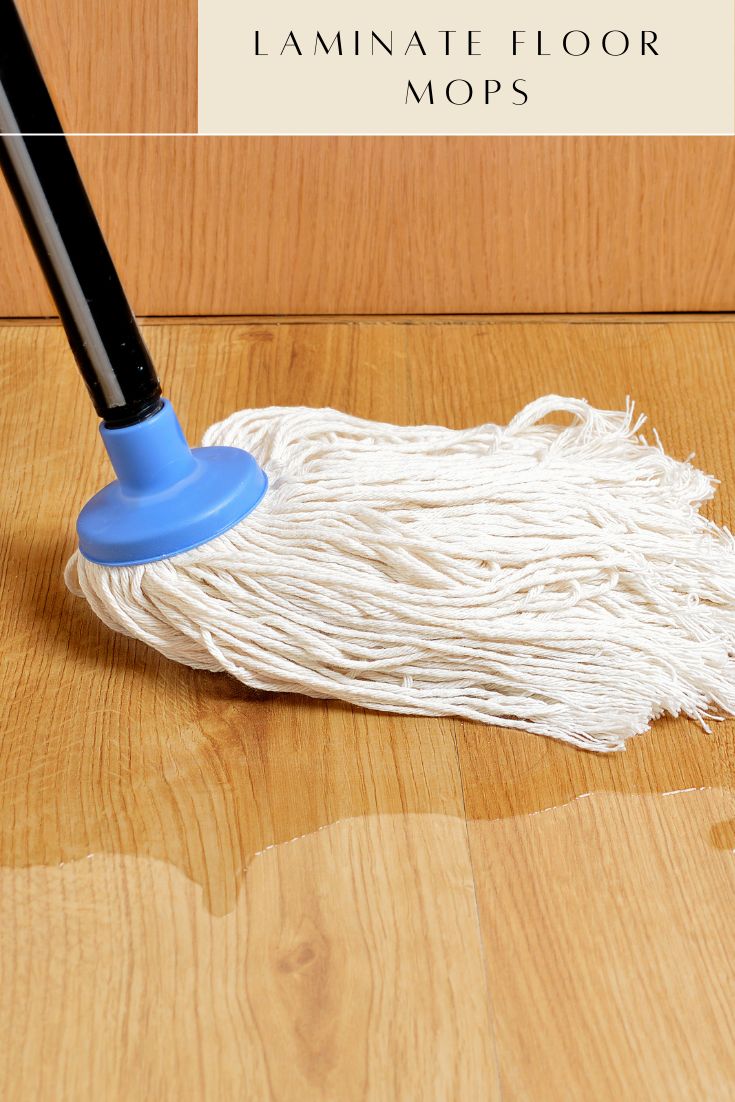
[15,0,196,132]
[3,137,735,317]
[2,3,735,315]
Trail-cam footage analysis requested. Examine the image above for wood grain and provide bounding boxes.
[3,137,735,317]
[1,315,734,1099]
[4,5,735,315]
[14,0,197,132]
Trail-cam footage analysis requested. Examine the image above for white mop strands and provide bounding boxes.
[65,395,735,751]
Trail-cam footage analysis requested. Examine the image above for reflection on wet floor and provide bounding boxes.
[0,815,499,1100]
[2,586,735,919]
[2,795,735,1099]
[1,706,733,919]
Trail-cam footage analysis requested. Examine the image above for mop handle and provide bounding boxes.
[0,0,162,427]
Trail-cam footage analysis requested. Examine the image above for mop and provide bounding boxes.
[2,3,734,751]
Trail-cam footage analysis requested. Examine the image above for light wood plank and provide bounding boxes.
[0,816,498,1100]
[461,786,735,1100]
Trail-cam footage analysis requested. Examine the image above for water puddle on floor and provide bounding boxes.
[2,786,735,1097]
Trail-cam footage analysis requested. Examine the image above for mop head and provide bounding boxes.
[65,395,735,751]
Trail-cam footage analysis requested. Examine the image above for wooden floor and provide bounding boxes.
[1,316,735,1100]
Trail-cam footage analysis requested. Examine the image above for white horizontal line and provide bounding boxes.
[7,130,734,137]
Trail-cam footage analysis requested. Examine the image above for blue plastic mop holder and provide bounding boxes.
[77,399,268,566]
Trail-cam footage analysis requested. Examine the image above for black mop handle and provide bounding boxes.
[0,0,162,427]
